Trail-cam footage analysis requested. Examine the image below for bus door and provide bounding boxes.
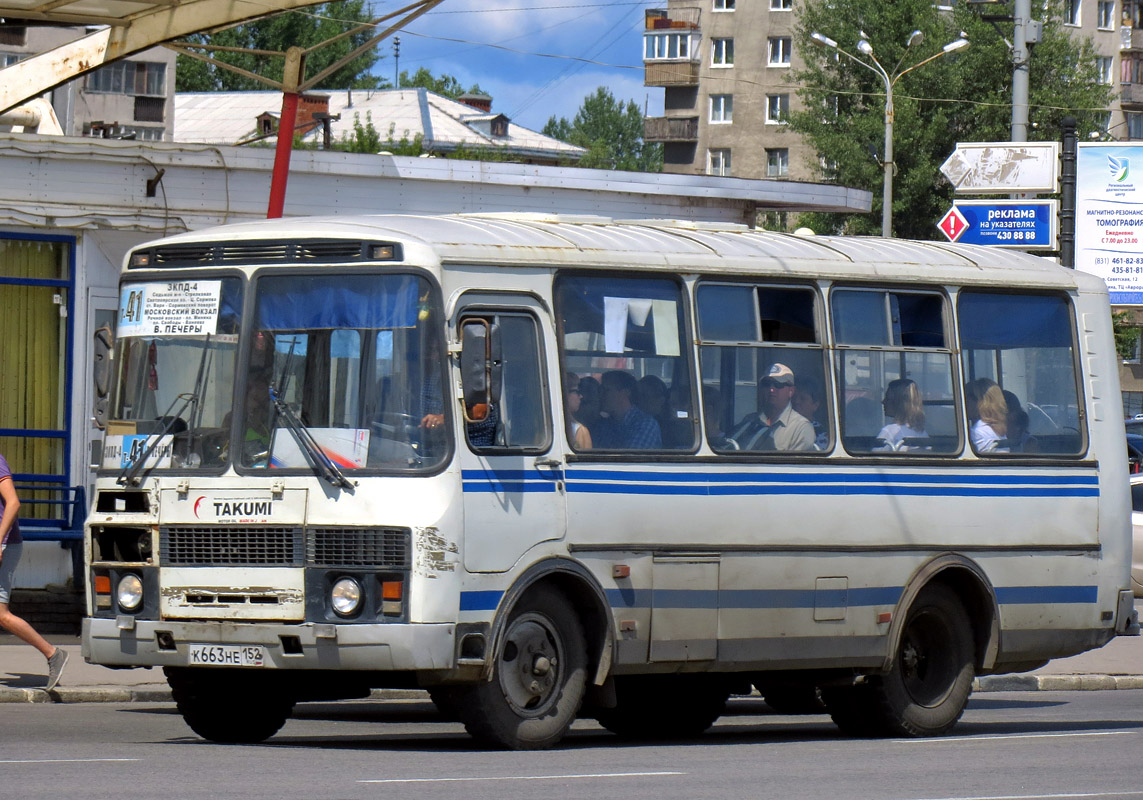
[456,298,565,573]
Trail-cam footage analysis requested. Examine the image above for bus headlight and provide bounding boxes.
[330,577,362,617]
[117,574,144,611]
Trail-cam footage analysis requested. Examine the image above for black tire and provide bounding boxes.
[823,584,975,738]
[165,668,295,744]
[426,686,462,721]
[454,585,587,750]
[763,686,825,715]
[594,675,728,739]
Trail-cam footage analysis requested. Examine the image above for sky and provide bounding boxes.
[376,0,665,132]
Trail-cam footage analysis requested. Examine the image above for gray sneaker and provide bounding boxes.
[46,648,69,691]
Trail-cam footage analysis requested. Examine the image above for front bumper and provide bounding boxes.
[84,617,457,671]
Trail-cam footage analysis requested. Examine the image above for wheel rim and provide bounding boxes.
[497,611,564,717]
[897,607,958,707]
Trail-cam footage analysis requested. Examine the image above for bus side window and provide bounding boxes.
[697,282,829,453]
[958,292,1083,456]
[832,288,958,455]
[462,312,550,452]
[556,273,696,452]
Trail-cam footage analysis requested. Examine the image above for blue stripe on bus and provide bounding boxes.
[462,585,1097,613]
[569,483,1097,498]
[563,469,1099,486]
[460,468,1099,498]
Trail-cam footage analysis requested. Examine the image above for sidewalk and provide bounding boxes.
[2,626,1141,704]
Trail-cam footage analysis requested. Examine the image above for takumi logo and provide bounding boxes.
[193,496,274,519]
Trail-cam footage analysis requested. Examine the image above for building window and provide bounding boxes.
[766,148,789,177]
[1098,56,1115,85]
[713,0,735,10]
[766,94,789,124]
[134,96,165,123]
[710,94,733,123]
[1065,0,1081,25]
[768,37,792,66]
[0,26,26,46]
[644,32,697,61]
[1098,0,1116,28]
[770,0,792,8]
[1127,0,1143,27]
[87,61,167,97]
[708,148,731,176]
[1128,112,1143,139]
[0,52,21,67]
[711,37,734,66]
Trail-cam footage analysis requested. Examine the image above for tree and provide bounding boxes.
[397,67,484,99]
[175,0,384,92]
[543,87,662,172]
[789,0,1112,238]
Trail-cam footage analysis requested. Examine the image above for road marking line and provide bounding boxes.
[897,731,1133,743]
[898,792,1143,800]
[360,771,684,784]
[0,758,140,764]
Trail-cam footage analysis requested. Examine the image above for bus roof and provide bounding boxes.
[129,212,1100,292]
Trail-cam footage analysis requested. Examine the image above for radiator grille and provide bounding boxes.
[161,526,303,566]
[308,527,410,568]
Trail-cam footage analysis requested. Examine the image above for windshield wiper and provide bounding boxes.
[117,392,196,486]
[117,334,213,486]
[268,385,354,491]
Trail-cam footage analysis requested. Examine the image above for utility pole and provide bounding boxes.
[393,37,401,88]
[1012,0,1030,141]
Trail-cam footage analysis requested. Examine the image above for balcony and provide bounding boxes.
[645,61,700,87]
[644,116,699,142]
[1123,25,1143,51]
[645,7,700,29]
[1124,82,1143,107]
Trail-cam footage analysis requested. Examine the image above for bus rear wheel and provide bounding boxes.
[165,667,295,744]
[594,675,729,739]
[455,585,587,750]
[823,584,974,738]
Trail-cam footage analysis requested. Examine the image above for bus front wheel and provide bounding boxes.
[823,583,975,738]
[455,585,587,750]
[165,667,295,744]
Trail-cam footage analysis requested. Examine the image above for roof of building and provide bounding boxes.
[174,87,585,161]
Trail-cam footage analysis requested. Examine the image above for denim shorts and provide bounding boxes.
[0,540,20,605]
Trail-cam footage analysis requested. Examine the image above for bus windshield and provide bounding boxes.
[240,272,447,472]
[106,278,242,474]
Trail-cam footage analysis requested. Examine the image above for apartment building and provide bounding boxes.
[643,0,1133,180]
[0,24,176,140]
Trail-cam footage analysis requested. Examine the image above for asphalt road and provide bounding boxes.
[2,691,1141,800]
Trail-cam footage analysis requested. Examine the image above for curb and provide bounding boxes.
[0,686,429,704]
[976,674,1143,691]
[3,677,1142,704]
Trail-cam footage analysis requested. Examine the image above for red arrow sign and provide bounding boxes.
[937,206,970,242]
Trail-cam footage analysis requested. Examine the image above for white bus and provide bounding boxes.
[86,213,1138,749]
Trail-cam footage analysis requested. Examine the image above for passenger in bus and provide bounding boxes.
[565,372,593,450]
[577,376,603,435]
[792,377,829,450]
[596,371,662,449]
[876,379,929,451]
[966,378,1009,453]
[637,375,688,448]
[1003,390,1038,453]
[725,363,815,452]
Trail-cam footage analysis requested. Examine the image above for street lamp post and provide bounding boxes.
[811,31,969,237]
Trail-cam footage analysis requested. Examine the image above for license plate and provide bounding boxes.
[187,644,266,667]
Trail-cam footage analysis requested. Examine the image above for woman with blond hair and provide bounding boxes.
[876,378,928,451]
[966,377,1009,453]
[0,451,69,690]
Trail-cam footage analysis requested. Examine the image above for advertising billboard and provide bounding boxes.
[1077,142,1143,305]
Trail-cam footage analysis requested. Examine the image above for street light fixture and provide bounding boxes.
[811,30,969,237]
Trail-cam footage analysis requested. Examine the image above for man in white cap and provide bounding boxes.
[725,363,815,451]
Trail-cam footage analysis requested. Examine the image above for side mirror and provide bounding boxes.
[459,319,502,422]
[93,325,114,430]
